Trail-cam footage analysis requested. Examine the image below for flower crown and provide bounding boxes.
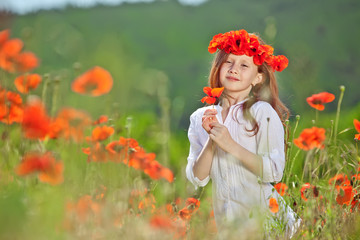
[208,29,288,72]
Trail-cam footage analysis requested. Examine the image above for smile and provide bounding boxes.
[226,76,240,81]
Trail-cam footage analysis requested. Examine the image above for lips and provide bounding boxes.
[226,76,240,81]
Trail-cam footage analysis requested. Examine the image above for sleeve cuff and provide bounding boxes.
[186,161,210,189]
[261,149,284,183]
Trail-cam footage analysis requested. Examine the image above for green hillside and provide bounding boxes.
[2,0,360,130]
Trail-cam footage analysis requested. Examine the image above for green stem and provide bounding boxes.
[51,76,61,117]
[41,74,50,104]
[334,85,345,143]
[285,149,301,185]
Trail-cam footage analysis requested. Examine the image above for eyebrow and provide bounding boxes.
[227,56,252,64]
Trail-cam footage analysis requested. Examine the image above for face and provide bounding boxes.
[219,54,263,100]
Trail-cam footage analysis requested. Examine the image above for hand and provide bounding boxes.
[202,109,218,134]
[209,122,235,152]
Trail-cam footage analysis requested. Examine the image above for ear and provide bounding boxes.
[253,73,263,85]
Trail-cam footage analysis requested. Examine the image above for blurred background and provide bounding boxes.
[1,0,359,133]
[1,2,360,239]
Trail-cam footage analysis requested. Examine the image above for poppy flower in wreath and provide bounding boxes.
[71,66,113,96]
[306,92,335,111]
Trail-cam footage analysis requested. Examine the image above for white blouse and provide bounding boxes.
[186,100,301,238]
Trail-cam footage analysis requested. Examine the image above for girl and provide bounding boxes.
[186,29,301,238]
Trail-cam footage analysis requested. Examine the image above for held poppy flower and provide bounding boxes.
[269,198,279,213]
[14,74,42,93]
[353,119,360,140]
[274,182,288,196]
[306,92,335,111]
[293,127,326,150]
[201,87,224,105]
[15,152,64,185]
[71,66,113,96]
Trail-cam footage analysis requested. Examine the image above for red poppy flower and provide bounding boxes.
[0,38,23,73]
[266,55,289,72]
[15,152,63,185]
[150,215,175,230]
[354,119,360,140]
[93,115,108,125]
[106,137,140,162]
[84,142,107,162]
[201,87,224,105]
[14,51,39,73]
[269,198,279,213]
[0,90,23,124]
[306,92,335,111]
[88,125,114,142]
[336,185,356,206]
[328,174,350,188]
[71,66,113,96]
[21,98,51,139]
[179,198,200,221]
[0,29,9,45]
[301,183,319,201]
[293,127,326,150]
[14,74,42,93]
[72,195,101,222]
[274,182,288,196]
[49,108,92,142]
[142,157,174,183]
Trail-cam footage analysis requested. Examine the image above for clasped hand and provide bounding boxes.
[202,109,234,153]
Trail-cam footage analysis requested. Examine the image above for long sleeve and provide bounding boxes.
[253,103,285,183]
[186,111,210,189]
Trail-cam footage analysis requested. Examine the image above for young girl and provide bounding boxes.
[186,29,301,238]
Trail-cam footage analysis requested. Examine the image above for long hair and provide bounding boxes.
[208,40,289,135]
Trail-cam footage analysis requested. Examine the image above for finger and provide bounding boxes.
[209,122,222,128]
[204,109,218,115]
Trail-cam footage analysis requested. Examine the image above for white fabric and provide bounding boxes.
[186,100,301,238]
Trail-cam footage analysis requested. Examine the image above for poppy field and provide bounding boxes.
[1,23,360,240]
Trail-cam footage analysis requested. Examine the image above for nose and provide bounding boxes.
[228,66,238,74]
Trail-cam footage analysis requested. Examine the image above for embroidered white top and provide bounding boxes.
[186,100,300,237]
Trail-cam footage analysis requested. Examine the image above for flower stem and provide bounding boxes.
[41,73,50,104]
[333,85,345,143]
[51,76,61,117]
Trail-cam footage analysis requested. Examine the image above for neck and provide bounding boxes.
[222,90,250,107]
